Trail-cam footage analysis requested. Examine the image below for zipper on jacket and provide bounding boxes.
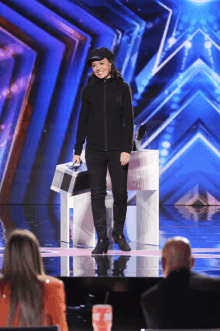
[104,78,107,151]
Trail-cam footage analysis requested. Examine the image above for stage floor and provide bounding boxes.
[0,204,220,278]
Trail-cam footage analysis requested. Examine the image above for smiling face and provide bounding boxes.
[91,57,112,79]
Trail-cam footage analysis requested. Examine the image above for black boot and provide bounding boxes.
[91,238,110,255]
[112,256,131,276]
[112,233,131,251]
[93,255,110,276]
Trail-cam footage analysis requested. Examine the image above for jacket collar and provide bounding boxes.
[96,76,114,83]
[160,268,191,293]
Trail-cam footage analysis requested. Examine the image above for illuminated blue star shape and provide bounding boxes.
[153,0,220,74]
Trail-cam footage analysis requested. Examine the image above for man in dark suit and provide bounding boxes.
[141,236,220,329]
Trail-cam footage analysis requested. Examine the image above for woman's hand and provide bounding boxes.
[72,155,81,164]
[120,152,130,166]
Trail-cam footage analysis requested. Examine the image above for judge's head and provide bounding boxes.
[2,229,44,279]
[161,237,195,278]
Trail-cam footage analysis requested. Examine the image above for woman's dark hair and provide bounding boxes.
[88,58,124,85]
[1,229,46,327]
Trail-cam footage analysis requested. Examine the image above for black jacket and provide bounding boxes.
[74,77,134,155]
[141,269,220,329]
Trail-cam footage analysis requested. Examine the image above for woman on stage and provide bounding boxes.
[73,47,134,254]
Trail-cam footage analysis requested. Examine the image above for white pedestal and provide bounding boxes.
[51,150,159,248]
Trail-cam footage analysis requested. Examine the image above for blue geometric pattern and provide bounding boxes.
[0,0,145,205]
[0,23,37,186]
[131,0,220,205]
[1,0,220,206]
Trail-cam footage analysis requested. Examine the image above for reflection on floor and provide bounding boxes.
[62,277,155,331]
[0,204,220,277]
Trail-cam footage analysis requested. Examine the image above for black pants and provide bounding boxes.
[85,149,129,240]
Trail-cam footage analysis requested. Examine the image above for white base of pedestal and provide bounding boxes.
[61,192,159,248]
[136,190,159,246]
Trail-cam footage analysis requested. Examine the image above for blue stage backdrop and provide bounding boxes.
[0,0,220,206]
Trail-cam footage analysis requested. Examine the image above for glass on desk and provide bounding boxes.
[92,304,112,331]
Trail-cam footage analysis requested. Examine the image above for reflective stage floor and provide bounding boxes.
[0,204,220,278]
[1,204,220,330]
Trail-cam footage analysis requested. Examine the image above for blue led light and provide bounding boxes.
[173,96,181,102]
[185,40,192,49]
[159,157,166,164]
[200,18,207,25]
[162,141,171,148]
[142,79,149,85]
[204,41,212,49]
[171,103,179,109]
[164,134,172,140]
[133,93,142,100]
[166,127,175,133]
[133,100,138,107]
[190,18,197,25]
[161,149,168,156]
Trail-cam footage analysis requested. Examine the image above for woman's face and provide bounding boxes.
[91,58,112,79]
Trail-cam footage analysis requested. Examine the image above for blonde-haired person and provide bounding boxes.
[0,229,68,330]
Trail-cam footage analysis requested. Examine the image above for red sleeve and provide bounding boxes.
[43,279,68,331]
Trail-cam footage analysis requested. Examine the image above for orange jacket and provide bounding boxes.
[0,276,68,331]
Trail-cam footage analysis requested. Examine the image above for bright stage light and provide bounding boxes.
[186,0,213,8]
[161,149,168,156]
[185,40,192,49]
[10,84,19,93]
[215,88,220,94]
[168,37,176,47]
[189,0,213,4]
[162,141,171,148]
[204,41,212,49]
[2,89,10,97]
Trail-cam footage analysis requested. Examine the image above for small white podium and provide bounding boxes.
[51,150,159,248]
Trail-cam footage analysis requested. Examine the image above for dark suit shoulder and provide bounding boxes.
[141,282,160,301]
[190,271,220,292]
